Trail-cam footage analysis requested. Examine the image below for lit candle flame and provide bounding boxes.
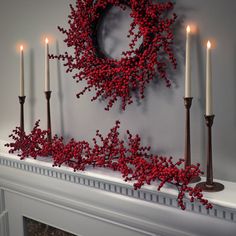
[207,41,211,49]
[20,45,24,51]
[186,25,191,33]
[45,38,49,44]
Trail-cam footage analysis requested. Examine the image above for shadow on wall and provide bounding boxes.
[56,41,65,138]
[166,2,207,166]
[157,13,186,89]
[97,3,186,114]
[29,49,36,129]
[194,32,206,167]
[28,45,66,138]
[98,5,128,58]
[234,44,236,126]
[139,11,186,115]
[97,5,143,112]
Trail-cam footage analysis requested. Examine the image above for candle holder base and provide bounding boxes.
[189,176,201,184]
[196,181,224,192]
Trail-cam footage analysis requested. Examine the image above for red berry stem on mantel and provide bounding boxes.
[49,0,177,110]
[6,121,212,211]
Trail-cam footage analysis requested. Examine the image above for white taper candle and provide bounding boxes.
[20,45,24,96]
[206,41,213,116]
[45,38,50,91]
[185,26,191,98]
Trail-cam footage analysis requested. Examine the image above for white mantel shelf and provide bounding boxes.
[0,141,236,236]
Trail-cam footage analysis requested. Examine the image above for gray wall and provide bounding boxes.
[0,0,235,181]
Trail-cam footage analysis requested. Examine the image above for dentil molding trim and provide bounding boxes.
[0,153,236,223]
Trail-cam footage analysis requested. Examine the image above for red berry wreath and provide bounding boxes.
[51,0,177,110]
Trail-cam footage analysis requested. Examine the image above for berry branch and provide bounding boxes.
[6,121,212,211]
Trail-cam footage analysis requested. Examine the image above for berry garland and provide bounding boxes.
[50,0,177,110]
[6,121,212,211]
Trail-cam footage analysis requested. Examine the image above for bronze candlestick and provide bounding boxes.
[196,115,224,192]
[19,96,26,132]
[184,97,201,183]
[45,91,52,143]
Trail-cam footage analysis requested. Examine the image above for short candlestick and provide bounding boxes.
[45,91,52,143]
[19,96,26,132]
[184,97,201,183]
[196,115,224,192]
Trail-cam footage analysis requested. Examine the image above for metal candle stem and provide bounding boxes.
[184,97,192,168]
[184,97,201,183]
[196,115,224,192]
[45,91,52,143]
[19,96,26,132]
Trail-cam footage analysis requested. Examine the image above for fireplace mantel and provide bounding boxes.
[0,141,236,236]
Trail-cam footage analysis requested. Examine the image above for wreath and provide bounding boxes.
[51,0,177,110]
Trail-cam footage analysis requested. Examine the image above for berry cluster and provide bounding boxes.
[50,0,177,110]
[6,121,212,211]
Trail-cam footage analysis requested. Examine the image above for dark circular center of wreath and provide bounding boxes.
[92,4,143,60]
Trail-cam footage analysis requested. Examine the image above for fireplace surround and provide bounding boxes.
[0,141,236,236]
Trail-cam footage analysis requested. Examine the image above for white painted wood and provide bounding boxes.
[0,211,9,236]
[0,189,9,236]
[0,142,236,236]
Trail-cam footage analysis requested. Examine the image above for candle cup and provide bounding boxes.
[19,96,26,132]
[184,97,201,183]
[45,91,52,143]
[196,115,224,192]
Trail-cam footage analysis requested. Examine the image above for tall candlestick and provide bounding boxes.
[196,115,224,192]
[45,38,50,91]
[206,41,213,115]
[45,91,52,143]
[183,97,201,183]
[20,45,24,96]
[185,26,191,98]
